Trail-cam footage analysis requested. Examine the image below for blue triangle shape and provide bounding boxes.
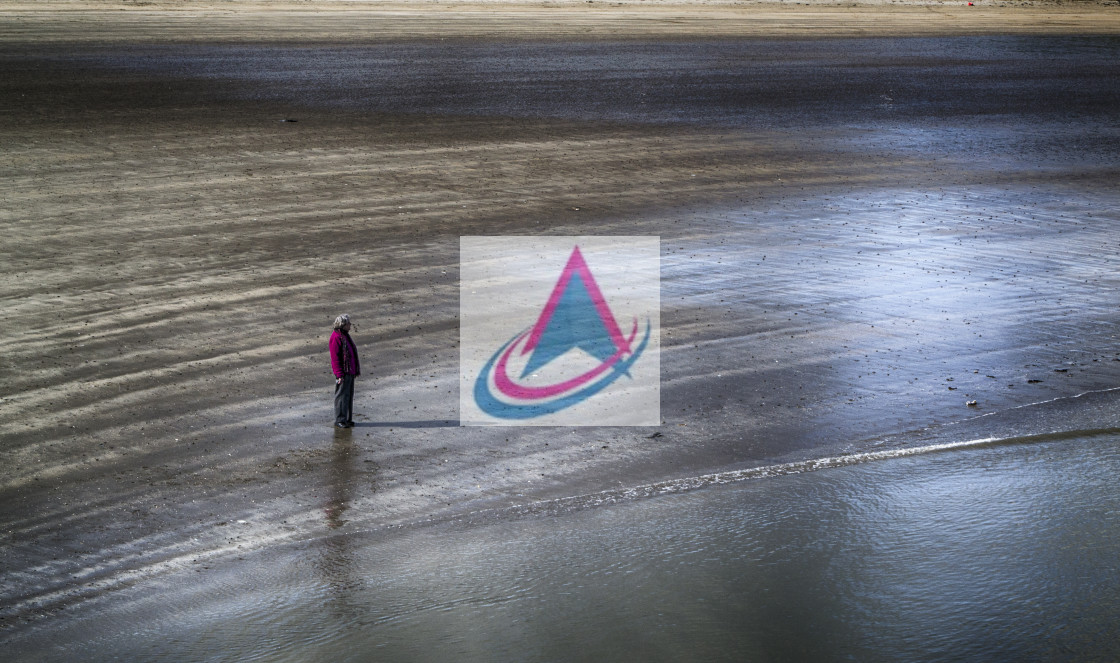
[520,272,620,379]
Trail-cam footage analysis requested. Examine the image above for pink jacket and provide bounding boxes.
[329,330,361,378]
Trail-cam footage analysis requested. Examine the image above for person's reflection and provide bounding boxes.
[318,427,364,620]
[325,427,355,529]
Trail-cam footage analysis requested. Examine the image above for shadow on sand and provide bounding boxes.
[350,420,459,429]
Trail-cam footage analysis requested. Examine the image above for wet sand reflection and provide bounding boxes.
[318,428,364,619]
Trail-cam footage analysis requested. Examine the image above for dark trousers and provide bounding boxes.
[334,374,355,424]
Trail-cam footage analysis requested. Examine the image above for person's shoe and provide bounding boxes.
[335,422,350,428]
[346,420,355,426]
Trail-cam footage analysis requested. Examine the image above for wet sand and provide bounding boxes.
[3,1,1120,632]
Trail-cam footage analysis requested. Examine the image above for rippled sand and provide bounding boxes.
[2,1,1119,631]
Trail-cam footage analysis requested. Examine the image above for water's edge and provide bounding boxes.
[5,388,1118,633]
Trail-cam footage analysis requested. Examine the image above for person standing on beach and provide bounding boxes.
[330,314,361,428]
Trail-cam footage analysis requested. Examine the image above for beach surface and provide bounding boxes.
[2,0,1120,632]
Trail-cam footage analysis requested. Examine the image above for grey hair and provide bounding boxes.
[332,314,351,330]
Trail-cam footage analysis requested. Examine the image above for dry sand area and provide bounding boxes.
[2,1,1120,43]
[2,0,1120,625]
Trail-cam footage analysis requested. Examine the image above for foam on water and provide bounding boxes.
[414,387,1120,527]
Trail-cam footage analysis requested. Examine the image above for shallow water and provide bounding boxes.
[9,432,1119,662]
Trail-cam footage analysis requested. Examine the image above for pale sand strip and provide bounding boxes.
[2,1,1120,43]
